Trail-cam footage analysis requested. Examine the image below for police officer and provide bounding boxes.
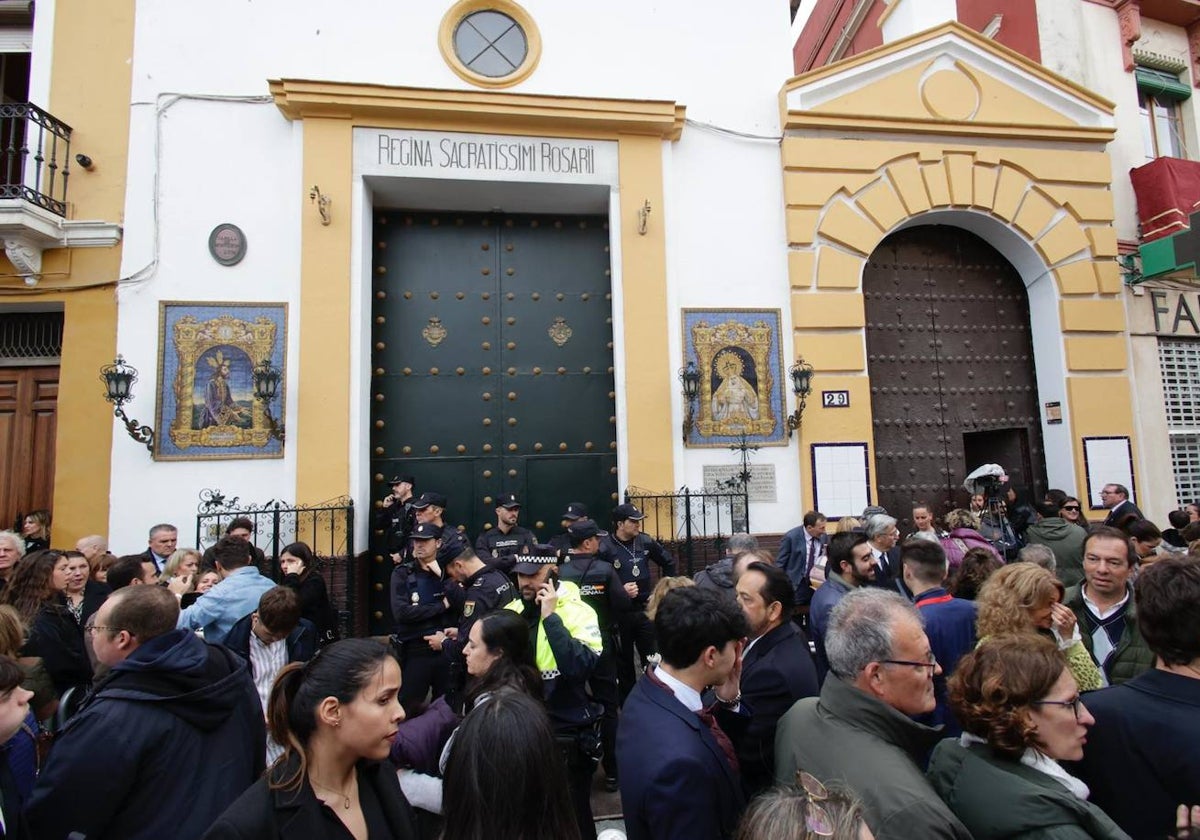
[389,522,449,715]
[505,550,604,840]
[375,474,416,559]
[423,543,514,712]
[474,492,535,573]
[598,503,678,701]
[411,491,467,561]
[548,501,589,552]
[559,519,633,793]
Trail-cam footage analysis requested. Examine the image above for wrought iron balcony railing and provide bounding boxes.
[0,102,72,217]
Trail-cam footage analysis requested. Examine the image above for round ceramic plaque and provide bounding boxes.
[208,223,247,266]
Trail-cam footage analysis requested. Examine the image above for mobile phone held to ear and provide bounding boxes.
[546,568,559,588]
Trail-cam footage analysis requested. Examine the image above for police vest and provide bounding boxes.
[505,581,603,679]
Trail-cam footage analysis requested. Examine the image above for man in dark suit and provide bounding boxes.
[775,511,828,607]
[864,513,902,590]
[1100,483,1143,528]
[617,586,748,840]
[726,561,818,795]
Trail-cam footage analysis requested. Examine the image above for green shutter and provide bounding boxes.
[1136,66,1192,101]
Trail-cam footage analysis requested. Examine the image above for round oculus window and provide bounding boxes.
[453,10,528,78]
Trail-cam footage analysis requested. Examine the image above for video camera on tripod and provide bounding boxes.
[963,463,1021,560]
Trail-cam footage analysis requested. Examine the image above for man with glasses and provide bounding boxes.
[1100,483,1143,528]
[1063,526,1154,685]
[775,588,972,840]
[28,585,264,840]
[1026,498,1086,587]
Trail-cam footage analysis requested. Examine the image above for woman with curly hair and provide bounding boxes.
[949,547,1002,600]
[0,550,91,698]
[927,635,1127,839]
[975,563,1103,692]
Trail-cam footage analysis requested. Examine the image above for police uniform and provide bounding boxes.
[474,493,536,573]
[506,553,603,840]
[558,520,632,786]
[389,521,449,714]
[375,474,416,557]
[547,501,589,553]
[597,504,678,702]
[441,561,514,710]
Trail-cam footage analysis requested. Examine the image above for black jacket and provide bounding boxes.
[1073,669,1200,839]
[717,621,819,797]
[598,533,677,603]
[203,757,419,840]
[282,572,337,645]
[23,599,90,695]
[223,613,318,670]
[28,629,265,840]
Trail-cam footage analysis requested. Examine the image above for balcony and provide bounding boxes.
[1132,156,1200,279]
[0,102,121,285]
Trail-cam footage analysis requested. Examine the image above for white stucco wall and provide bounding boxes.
[108,1,800,550]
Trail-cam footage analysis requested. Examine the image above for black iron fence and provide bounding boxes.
[195,490,364,638]
[623,485,749,577]
[0,103,72,216]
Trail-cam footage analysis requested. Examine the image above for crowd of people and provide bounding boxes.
[0,475,1195,839]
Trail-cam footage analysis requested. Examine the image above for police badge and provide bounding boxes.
[463,601,476,617]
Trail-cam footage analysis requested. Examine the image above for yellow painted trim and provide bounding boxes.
[279,82,684,501]
[270,79,686,140]
[877,0,900,28]
[296,117,353,505]
[782,21,1114,114]
[16,0,136,545]
[438,0,542,90]
[780,113,1115,143]
[618,134,672,492]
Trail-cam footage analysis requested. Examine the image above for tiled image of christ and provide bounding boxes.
[194,347,253,430]
[710,348,760,425]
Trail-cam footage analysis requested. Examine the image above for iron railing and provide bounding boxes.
[195,490,363,638]
[0,102,71,216]
[623,485,749,577]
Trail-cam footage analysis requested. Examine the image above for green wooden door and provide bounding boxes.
[368,212,618,630]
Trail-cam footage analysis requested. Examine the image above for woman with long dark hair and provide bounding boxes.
[391,610,541,818]
[441,690,580,840]
[0,551,90,698]
[279,542,337,646]
[204,639,418,839]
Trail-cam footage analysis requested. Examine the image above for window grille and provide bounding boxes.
[0,311,62,361]
[1159,338,1200,504]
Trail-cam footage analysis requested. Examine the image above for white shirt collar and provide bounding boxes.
[655,666,703,712]
[1082,585,1130,620]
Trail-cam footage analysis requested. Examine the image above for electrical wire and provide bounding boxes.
[118,93,274,288]
[684,117,782,143]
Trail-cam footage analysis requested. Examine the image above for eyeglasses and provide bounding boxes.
[880,652,939,673]
[1061,505,1081,511]
[1031,695,1083,720]
[795,770,833,836]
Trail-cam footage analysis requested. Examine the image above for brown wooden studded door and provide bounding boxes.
[0,366,58,530]
[368,212,618,628]
[863,226,1046,530]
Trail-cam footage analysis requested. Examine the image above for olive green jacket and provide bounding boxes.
[928,739,1130,840]
[1063,584,1154,685]
[775,676,972,840]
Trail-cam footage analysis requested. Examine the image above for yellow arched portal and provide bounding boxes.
[780,22,1130,512]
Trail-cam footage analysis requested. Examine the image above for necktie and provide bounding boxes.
[806,537,817,576]
[876,550,887,574]
[697,705,740,774]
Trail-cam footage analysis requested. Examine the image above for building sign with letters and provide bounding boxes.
[1148,289,1200,335]
[353,128,618,186]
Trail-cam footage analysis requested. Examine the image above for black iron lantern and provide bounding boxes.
[99,355,154,453]
[253,359,285,443]
[786,356,814,439]
[679,361,701,442]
